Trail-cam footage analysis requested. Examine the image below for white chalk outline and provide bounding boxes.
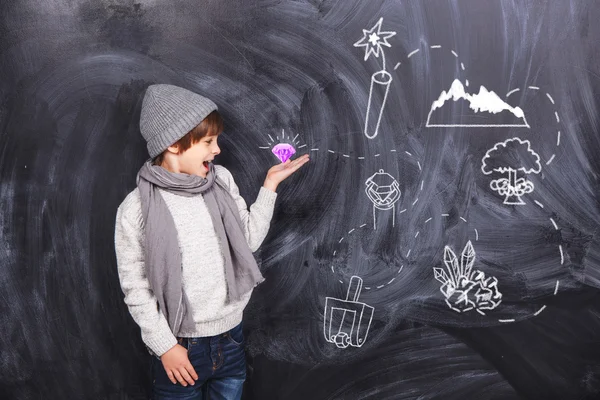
[426,79,530,128]
[324,275,374,348]
[506,87,562,166]
[434,240,503,314]
[365,169,402,229]
[481,137,542,205]
[328,148,424,290]
[353,17,397,139]
[423,212,560,323]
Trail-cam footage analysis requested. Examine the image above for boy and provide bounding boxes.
[114,84,309,399]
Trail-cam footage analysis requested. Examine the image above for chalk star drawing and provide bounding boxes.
[434,241,502,315]
[365,169,401,229]
[353,17,396,139]
[481,137,542,205]
[258,129,306,162]
[324,276,374,349]
[426,79,530,128]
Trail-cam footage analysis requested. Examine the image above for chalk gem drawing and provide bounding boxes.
[272,143,296,163]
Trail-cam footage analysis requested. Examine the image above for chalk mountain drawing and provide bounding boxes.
[426,79,530,128]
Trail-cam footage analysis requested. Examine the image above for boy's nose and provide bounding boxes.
[213,145,221,155]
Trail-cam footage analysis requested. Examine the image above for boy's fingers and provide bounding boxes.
[172,369,185,385]
[166,369,177,384]
[185,363,199,381]
[179,367,196,386]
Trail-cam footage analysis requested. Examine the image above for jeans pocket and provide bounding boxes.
[226,324,244,346]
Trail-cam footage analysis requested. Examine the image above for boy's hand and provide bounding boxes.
[160,344,198,386]
[263,154,310,192]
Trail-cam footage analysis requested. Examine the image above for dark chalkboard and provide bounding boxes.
[2,1,600,399]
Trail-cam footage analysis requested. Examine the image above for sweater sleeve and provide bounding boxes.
[114,190,178,356]
[215,165,277,252]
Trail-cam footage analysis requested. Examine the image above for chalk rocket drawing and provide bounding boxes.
[353,17,396,139]
[434,241,502,315]
[365,169,401,229]
[258,129,303,163]
[324,276,374,348]
[481,137,542,205]
[426,79,530,128]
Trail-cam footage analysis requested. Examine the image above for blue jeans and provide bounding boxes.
[151,323,246,400]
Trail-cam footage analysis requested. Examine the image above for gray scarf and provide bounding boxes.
[136,160,265,335]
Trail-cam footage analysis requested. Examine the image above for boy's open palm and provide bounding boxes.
[263,154,310,191]
[160,344,198,386]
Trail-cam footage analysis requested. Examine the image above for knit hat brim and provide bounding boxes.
[140,84,218,158]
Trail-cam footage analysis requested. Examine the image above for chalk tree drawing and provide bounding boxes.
[481,137,542,205]
[353,17,396,139]
[426,79,530,128]
[434,241,502,315]
[365,169,401,229]
[324,276,374,348]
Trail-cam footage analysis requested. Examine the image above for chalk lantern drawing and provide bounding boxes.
[426,79,530,128]
[324,276,374,349]
[353,17,396,139]
[481,137,542,205]
[434,241,502,315]
[365,169,401,230]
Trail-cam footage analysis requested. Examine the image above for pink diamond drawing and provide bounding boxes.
[271,143,296,163]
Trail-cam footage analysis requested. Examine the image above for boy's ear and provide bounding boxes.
[166,143,180,154]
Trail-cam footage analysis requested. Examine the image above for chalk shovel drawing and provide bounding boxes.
[324,276,374,349]
[481,137,542,205]
[354,17,396,139]
[434,241,502,315]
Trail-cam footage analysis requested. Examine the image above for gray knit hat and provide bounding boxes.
[140,84,218,158]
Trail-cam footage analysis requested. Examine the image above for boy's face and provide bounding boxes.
[176,132,221,178]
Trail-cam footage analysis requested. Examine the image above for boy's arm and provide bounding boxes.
[215,166,277,252]
[114,194,178,356]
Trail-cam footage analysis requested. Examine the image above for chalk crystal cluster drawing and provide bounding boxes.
[365,169,401,229]
[434,241,502,314]
[353,17,396,139]
[481,137,542,205]
[324,276,374,349]
[426,79,530,128]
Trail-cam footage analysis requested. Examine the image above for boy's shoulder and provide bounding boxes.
[214,164,235,187]
[116,188,142,222]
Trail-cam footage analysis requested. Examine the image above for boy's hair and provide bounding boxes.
[153,110,223,165]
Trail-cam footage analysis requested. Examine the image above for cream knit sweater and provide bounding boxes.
[114,165,277,356]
